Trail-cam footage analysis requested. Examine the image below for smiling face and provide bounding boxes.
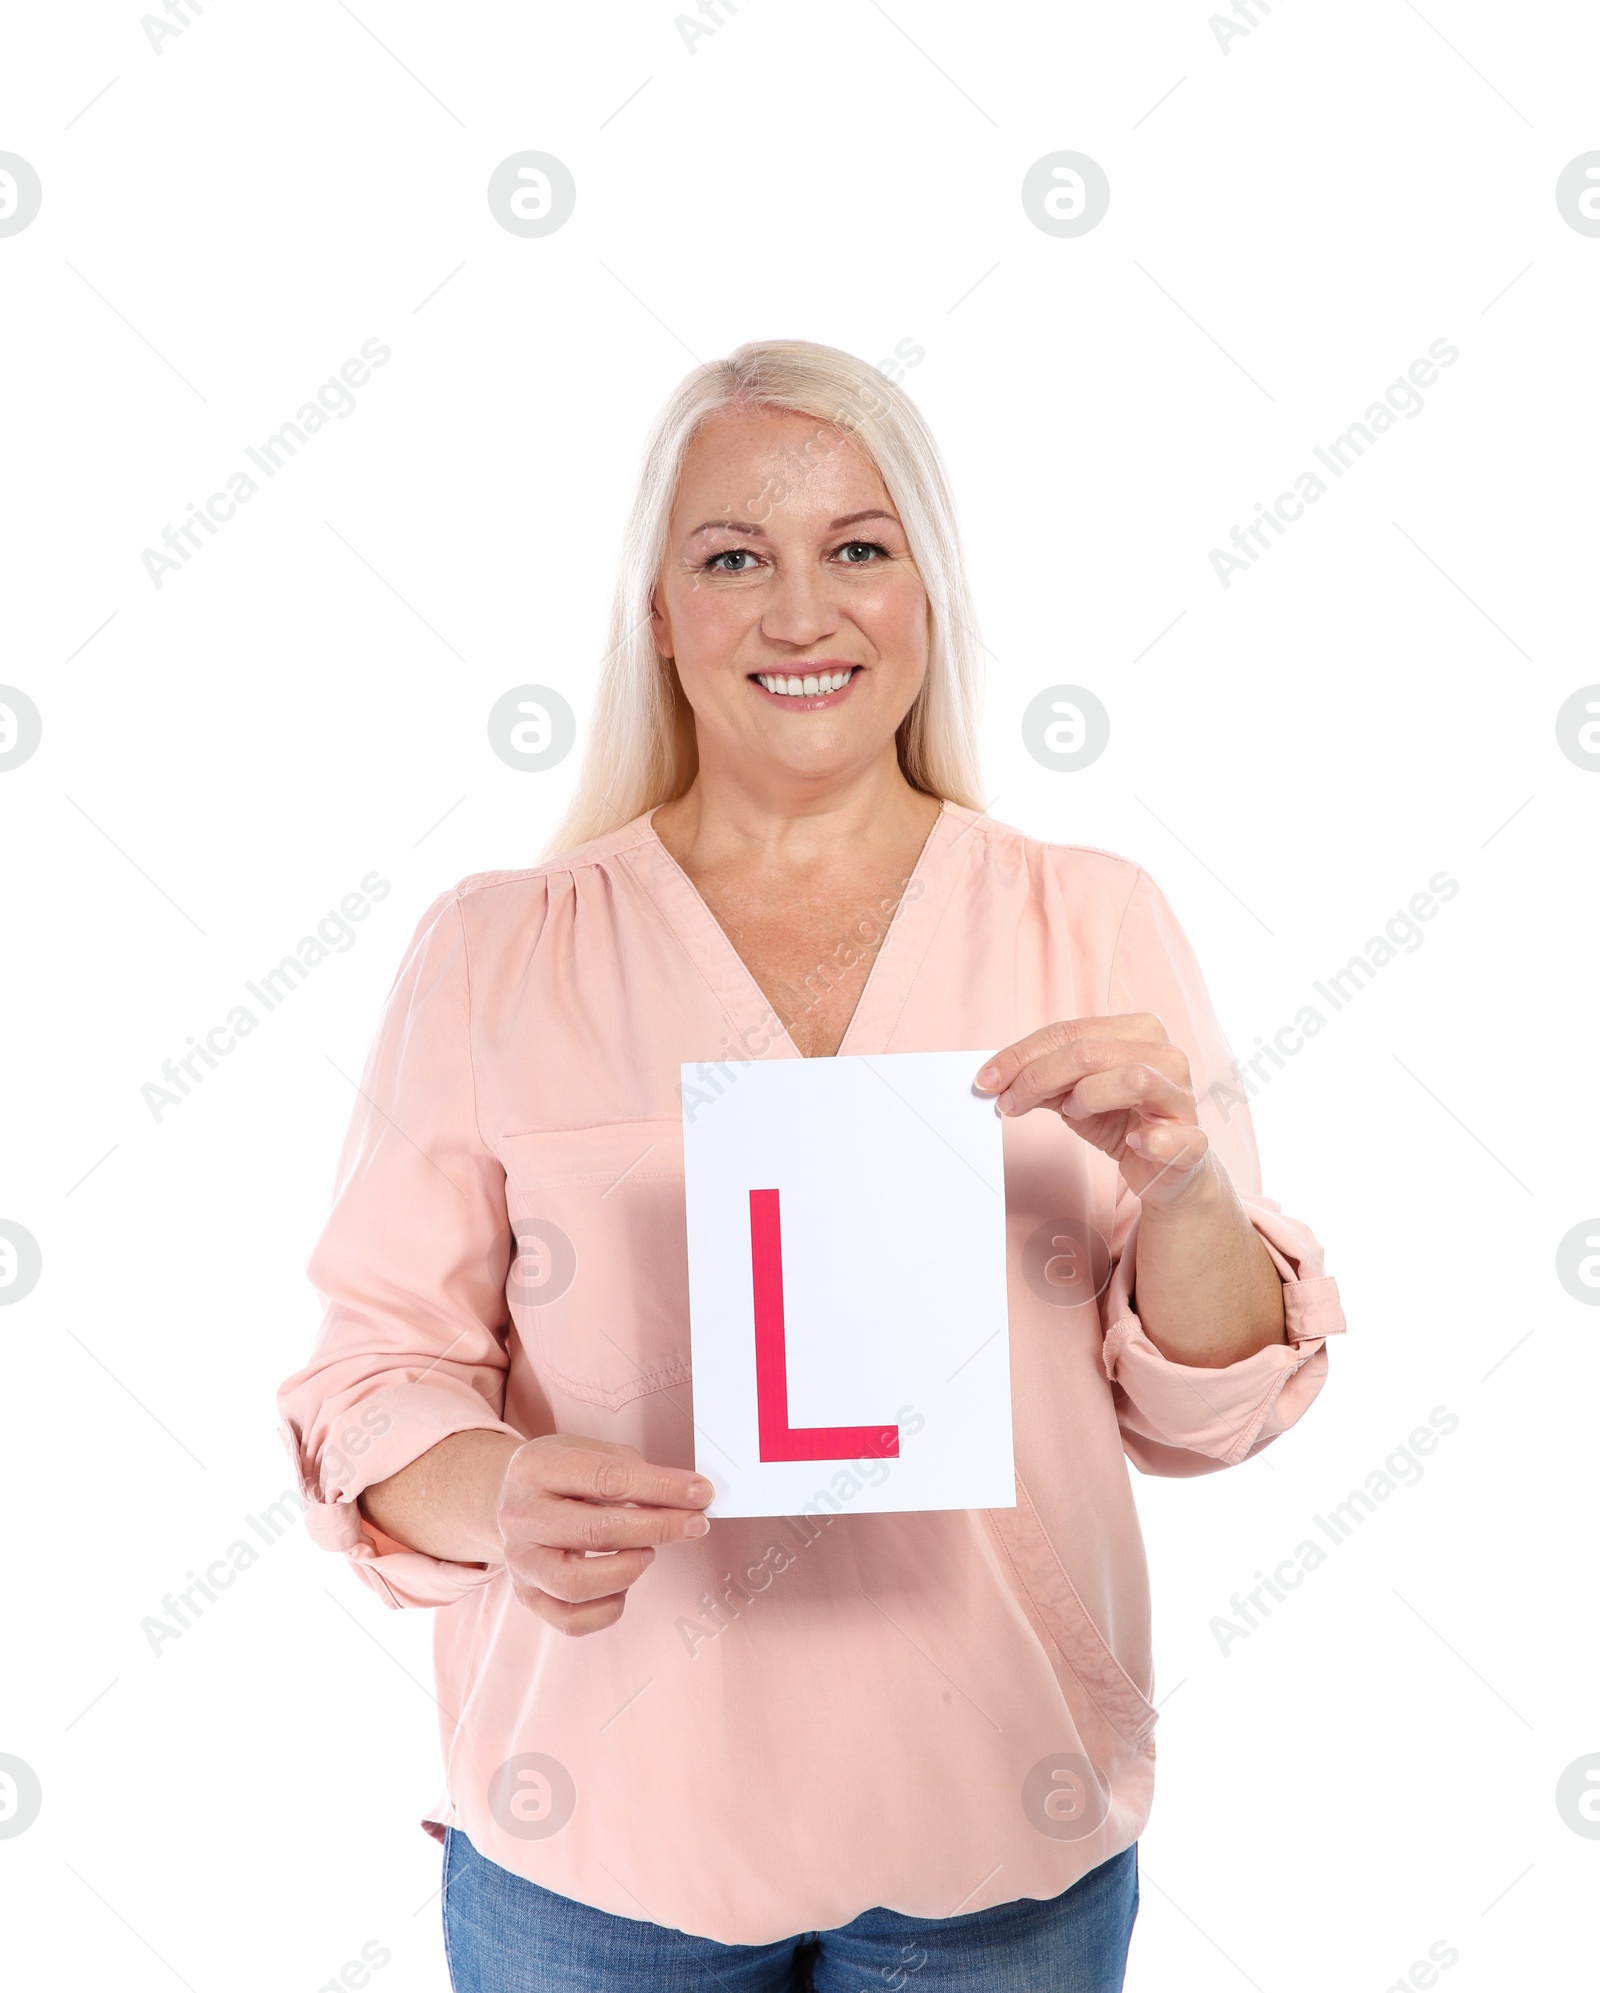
[648,404,932,799]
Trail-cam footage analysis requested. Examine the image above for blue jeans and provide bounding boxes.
[442,1826,1138,1992]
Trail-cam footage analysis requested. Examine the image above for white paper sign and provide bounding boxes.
[681,1050,1015,1518]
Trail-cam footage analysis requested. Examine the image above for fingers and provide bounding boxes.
[1057,1058,1193,1125]
[518,1582,632,1639]
[974,1014,1171,1100]
[1126,1118,1209,1172]
[512,1435,713,1512]
[508,1489,711,1555]
[512,1541,658,1606]
[976,1019,1177,1113]
[993,1036,1192,1120]
[498,1436,715,1636]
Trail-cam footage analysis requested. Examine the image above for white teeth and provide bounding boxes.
[756,668,855,696]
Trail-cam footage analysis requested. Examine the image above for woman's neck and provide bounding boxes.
[652,753,940,880]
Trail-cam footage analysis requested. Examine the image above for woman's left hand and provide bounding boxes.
[974,1014,1213,1211]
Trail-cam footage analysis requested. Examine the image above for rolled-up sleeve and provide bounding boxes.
[1097,867,1347,1476]
[275,888,523,1606]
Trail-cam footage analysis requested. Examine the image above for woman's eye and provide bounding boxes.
[701,539,888,573]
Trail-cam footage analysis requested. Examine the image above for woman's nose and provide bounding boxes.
[758,563,840,648]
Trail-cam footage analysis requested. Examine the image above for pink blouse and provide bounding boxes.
[276,799,1345,1945]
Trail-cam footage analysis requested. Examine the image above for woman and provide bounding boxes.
[277,338,1345,1991]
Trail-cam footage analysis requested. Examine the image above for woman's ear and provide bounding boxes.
[648,579,672,661]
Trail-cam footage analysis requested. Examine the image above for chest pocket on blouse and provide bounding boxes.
[498,1119,691,1412]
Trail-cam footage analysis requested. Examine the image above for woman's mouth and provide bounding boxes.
[747,665,861,709]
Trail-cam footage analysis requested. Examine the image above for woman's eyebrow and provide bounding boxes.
[829,508,898,531]
[685,507,899,540]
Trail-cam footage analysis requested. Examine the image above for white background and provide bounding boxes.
[2,2,1597,1987]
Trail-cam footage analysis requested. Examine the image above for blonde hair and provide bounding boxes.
[543,337,986,857]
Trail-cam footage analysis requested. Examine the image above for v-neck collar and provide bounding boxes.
[628,797,972,1059]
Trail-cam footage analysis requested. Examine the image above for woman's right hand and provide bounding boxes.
[496,1434,714,1636]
